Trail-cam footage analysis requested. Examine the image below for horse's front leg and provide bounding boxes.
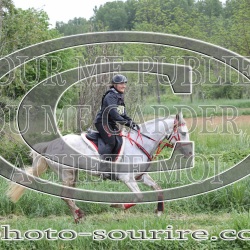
[60,168,85,223]
[139,173,164,216]
[62,198,85,223]
[110,177,143,210]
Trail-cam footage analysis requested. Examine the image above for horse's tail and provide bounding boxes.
[6,141,51,203]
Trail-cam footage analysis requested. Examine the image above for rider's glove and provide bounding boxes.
[130,121,140,131]
[125,120,140,130]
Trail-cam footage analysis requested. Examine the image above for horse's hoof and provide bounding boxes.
[155,209,163,217]
[157,211,163,217]
[74,209,84,223]
[110,204,125,209]
[74,216,85,224]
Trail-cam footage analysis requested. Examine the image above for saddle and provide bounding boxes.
[81,129,125,162]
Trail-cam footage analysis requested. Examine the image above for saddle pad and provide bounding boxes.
[81,133,125,163]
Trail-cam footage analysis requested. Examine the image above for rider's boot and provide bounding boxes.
[99,144,114,180]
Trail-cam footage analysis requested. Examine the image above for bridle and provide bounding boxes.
[122,119,186,161]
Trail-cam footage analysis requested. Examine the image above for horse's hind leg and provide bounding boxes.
[139,173,164,216]
[111,179,143,210]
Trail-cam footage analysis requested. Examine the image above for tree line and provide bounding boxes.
[0,0,249,130]
[56,0,250,56]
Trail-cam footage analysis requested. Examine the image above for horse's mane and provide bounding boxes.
[140,116,176,126]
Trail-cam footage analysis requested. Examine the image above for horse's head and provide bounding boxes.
[132,113,192,160]
[172,112,189,141]
[167,112,192,157]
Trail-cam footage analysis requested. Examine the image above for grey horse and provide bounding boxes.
[7,113,191,223]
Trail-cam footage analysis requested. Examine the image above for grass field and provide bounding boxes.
[0,98,250,249]
[1,210,250,249]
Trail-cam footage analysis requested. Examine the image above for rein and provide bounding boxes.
[121,122,182,161]
[126,132,154,161]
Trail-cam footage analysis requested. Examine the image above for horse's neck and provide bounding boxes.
[127,118,174,155]
[142,117,174,140]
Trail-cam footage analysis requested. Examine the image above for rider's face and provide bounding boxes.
[114,83,126,93]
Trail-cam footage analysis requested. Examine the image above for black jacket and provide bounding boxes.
[94,87,132,127]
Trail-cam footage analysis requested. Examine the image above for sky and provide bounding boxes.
[12,0,125,27]
[13,0,226,28]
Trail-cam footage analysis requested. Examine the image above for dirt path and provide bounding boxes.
[185,115,250,129]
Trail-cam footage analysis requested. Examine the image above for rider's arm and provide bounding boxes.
[121,109,132,122]
[103,94,130,125]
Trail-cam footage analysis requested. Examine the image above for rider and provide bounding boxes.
[94,74,140,160]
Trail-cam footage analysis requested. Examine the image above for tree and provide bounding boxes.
[2,7,55,53]
[228,0,250,55]
[223,0,240,19]
[196,0,223,17]
[124,0,138,30]
[92,1,129,30]
[55,17,90,35]
[0,0,15,55]
[0,7,64,98]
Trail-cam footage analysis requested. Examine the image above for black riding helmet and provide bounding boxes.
[112,74,127,84]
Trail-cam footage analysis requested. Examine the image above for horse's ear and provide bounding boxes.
[176,112,184,123]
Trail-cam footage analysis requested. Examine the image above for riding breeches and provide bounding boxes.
[95,123,118,154]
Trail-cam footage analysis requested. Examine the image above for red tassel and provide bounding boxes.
[124,203,136,209]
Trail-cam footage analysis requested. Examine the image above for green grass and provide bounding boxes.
[1,116,248,218]
[1,210,250,249]
[141,96,250,118]
[1,97,250,249]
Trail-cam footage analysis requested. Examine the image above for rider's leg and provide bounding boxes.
[95,123,116,159]
[95,123,117,179]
